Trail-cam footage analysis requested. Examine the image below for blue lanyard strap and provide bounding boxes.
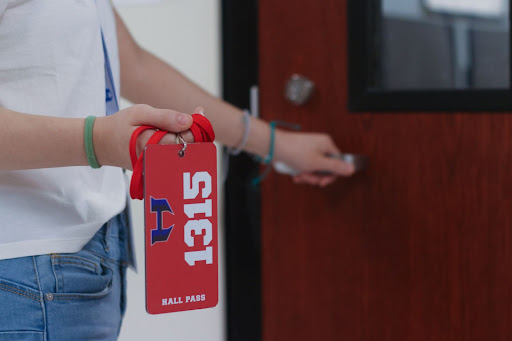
[101,29,120,116]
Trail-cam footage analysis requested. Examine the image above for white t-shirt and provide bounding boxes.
[0,0,126,259]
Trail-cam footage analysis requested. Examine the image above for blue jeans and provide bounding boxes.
[0,213,129,341]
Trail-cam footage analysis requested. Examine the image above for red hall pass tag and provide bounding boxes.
[143,143,218,314]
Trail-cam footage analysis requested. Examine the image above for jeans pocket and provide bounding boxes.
[49,250,113,300]
[0,278,44,336]
[0,332,44,341]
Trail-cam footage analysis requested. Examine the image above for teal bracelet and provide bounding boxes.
[261,121,277,164]
[84,116,102,169]
[252,120,300,185]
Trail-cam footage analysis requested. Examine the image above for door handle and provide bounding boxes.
[331,153,369,172]
[274,153,369,175]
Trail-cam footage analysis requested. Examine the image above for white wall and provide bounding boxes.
[114,1,225,340]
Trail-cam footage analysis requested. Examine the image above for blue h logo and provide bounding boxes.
[105,88,113,102]
[150,197,174,245]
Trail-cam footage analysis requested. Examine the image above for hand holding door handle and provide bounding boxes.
[327,153,368,172]
[269,128,364,186]
[275,75,367,186]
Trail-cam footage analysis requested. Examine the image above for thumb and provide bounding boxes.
[132,105,193,132]
[313,155,355,176]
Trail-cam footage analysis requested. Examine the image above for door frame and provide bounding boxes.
[222,1,261,341]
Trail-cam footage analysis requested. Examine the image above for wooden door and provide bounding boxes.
[259,1,512,340]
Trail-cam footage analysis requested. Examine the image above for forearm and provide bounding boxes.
[121,50,271,158]
[115,11,354,186]
[0,108,88,170]
[0,105,196,171]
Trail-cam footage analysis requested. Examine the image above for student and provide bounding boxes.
[0,1,354,340]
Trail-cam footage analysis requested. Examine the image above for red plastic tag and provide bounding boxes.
[143,143,218,314]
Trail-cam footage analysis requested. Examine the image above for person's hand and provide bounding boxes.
[274,130,355,187]
[94,104,203,170]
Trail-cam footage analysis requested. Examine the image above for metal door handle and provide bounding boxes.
[273,153,368,175]
[331,153,369,172]
[312,154,369,175]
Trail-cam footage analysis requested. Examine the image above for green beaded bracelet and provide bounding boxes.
[84,116,101,169]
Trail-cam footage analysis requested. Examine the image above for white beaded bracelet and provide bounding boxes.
[228,109,251,155]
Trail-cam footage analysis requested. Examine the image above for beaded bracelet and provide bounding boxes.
[228,110,251,156]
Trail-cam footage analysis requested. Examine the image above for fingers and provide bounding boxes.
[293,173,337,187]
[313,135,353,175]
[292,156,353,187]
[318,175,337,187]
[136,129,156,156]
[316,133,341,156]
[312,155,355,176]
[293,173,320,185]
[275,130,356,187]
[130,104,193,133]
[193,106,205,116]
[157,130,195,145]
[130,105,206,156]
[136,130,195,155]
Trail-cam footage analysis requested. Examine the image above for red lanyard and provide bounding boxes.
[129,114,215,199]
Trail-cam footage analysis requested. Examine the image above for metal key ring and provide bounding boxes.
[177,133,187,157]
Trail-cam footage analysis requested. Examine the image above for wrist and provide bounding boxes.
[92,116,113,168]
[256,122,299,164]
[273,129,288,163]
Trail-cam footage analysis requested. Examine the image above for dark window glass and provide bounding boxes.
[375,0,509,90]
